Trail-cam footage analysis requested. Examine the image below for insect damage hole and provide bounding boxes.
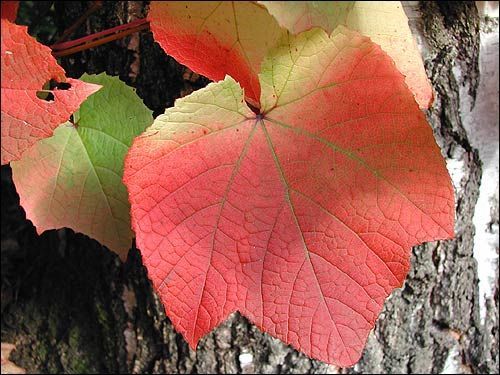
[36,79,72,102]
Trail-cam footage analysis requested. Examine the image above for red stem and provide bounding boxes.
[51,18,150,57]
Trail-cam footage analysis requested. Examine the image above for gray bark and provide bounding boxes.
[1,1,498,374]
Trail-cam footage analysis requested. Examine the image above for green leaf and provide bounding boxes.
[258,1,355,34]
[11,73,153,260]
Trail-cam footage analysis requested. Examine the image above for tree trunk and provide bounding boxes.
[1,1,498,374]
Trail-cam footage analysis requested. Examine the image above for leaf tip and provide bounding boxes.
[117,248,130,262]
[187,338,200,352]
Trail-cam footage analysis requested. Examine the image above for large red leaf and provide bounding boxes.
[148,1,284,108]
[123,27,454,366]
[1,16,101,165]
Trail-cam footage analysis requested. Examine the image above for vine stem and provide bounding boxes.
[50,18,150,57]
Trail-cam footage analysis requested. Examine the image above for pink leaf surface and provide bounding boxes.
[124,27,454,366]
[1,16,101,165]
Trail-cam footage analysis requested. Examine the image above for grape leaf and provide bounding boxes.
[148,1,284,108]
[11,74,153,260]
[124,27,454,366]
[1,14,101,165]
[258,1,355,34]
[259,1,434,109]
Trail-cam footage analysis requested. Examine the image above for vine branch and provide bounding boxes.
[50,18,149,57]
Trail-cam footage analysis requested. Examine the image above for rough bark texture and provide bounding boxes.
[1,1,498,374]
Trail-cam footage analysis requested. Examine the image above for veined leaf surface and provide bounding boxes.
[258,1,355,34]
[12,74,153,260]
[148,1,284,108]
[259,1,434,109]
[1,10,101,164]
[124,27,454,366]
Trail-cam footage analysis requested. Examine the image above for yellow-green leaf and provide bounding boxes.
[259,1,433,109]
[11,73,153,260]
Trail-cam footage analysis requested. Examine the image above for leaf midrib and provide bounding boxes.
[192,120,259,343]
[260,119,352,358]
[73,125,123,244]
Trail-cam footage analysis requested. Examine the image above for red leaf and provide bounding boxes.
[1,1,18,22]
[148,1,284,109]
[124,27,454,366]
[1,18,101,165]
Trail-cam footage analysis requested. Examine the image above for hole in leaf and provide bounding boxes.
[55,81,71,90]
[49,79,71,90]
[36,79,72,101]
[36,91,55,101]
[43,79,72,91]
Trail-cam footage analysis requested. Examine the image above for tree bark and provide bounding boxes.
[1,1,498,374]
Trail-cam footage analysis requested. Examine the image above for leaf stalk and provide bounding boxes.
[51,18,149,57]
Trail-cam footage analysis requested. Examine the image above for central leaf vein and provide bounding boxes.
[260,120,350,352]
[192,120,259,341]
